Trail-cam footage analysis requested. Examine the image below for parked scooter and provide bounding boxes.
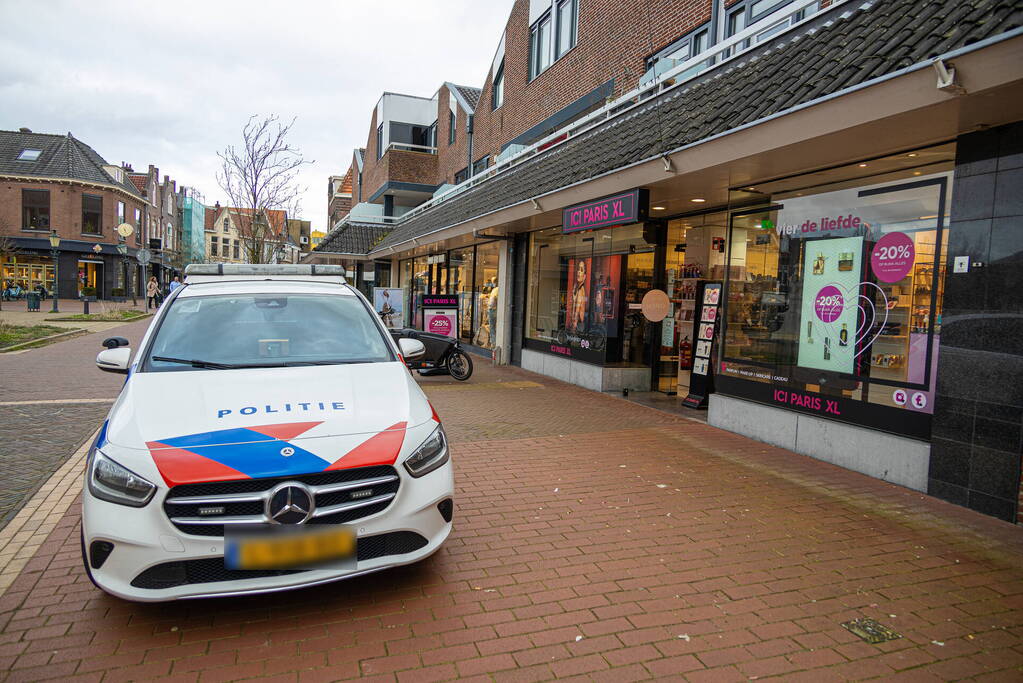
[389,328,473,381]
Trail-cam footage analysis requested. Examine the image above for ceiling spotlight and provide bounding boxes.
[907,153,918,157]
[913,171,922,175]
[691,198,706,203]
[652,206,666,210]
[858,163,868,167]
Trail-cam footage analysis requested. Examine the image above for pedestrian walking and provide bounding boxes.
[168,276,182,294]
[146,276,160,308]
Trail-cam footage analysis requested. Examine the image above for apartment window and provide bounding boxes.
[117,201,125,225]
[448,111,456,145]
[82,194,102,234]
[376,123,384,158]
[233,242,240,259]
[492,61,505,110]
[389,122,432,150]
[726,0,819,54]
[454,167,468,184]
[134,208,141,225]
[555,0,578,58]
[529,12,552,80]
[472,156,490,176]
[21,189,49,229]
[210,236,218,257]
[223,218,229,232]
[17,149,42,161]
[646,24,711,72]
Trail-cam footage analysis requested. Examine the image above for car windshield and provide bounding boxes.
[146,292,393,371]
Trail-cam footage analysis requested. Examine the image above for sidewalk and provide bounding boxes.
[0,361,1021,681]
[0,298,150,335]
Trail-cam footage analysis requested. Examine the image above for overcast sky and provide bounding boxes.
[0,0,512,230]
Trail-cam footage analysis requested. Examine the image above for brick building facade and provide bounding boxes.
[315,0,1023,525]
[0,129,148,300]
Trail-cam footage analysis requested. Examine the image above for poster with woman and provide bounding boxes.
[373,288,404,329]
[566,258,590,332]
[566,255,621,332]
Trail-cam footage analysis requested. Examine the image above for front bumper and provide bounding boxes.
[82,459,454,602]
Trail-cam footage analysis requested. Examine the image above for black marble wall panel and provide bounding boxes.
[929,122,1023,523]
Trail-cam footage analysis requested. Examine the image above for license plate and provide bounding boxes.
[225,526,355,570]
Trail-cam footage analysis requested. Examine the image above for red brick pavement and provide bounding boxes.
[0,318,152,402]
[2,362,1022,681]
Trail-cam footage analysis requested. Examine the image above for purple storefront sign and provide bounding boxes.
[421,295,459,307]
[562,189,648,233]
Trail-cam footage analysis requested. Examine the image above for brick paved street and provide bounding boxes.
[0,318,151,402]
[0,403,110,530]
[1,360,1022,681]
[0,319,152,534]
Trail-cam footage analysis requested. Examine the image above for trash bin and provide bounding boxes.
[26,292,40,311]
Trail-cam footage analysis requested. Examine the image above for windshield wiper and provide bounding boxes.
[281,359,372,366]
[152,356,375,370]
[151,356,238,369]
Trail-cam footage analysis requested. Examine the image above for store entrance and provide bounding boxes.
[621,251,655,366]
[77,260,103,298]
[659,213,729,395]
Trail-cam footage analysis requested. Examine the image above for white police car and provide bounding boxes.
[84,264,453,601]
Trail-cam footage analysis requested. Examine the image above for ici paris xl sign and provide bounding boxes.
[562,189,649,234]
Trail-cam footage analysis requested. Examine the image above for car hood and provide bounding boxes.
[104,362,436,485]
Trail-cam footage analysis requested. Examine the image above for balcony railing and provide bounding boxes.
[383,142,437,155]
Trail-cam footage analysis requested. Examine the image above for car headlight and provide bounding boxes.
[403,426,449,478]
[87,450,157,507]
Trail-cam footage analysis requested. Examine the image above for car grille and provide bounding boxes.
[163,466,400,537]
[129,531,429,590]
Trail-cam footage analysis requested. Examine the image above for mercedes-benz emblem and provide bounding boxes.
[267,483,314,524]
[280,446,295,457]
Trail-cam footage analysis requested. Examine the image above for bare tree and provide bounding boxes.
[0,217,20,311]
[217,115,312,263]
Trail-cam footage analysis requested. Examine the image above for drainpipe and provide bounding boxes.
[467,113,475,178]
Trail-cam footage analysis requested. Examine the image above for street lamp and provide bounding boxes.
[48,230,60,313]
[115,240,133,306]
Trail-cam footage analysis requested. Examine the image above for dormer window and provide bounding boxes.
[17,149,41,161]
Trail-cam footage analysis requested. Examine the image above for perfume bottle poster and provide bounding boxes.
[797,235,864,374]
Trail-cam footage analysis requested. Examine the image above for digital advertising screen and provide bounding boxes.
[796,235,864,374]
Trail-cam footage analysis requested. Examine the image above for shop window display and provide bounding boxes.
[399,240,503,350]
[719,147,953,438]
[2,258,55,296]
[449,247,474,343]
[526,223,655,364]
[473,242,501,349]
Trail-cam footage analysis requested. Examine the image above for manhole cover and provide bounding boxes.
[841,618,903,644]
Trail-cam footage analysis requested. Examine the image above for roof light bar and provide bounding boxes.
[184,264,347,277]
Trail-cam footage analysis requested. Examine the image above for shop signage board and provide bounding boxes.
[373,288,404,329]
[419,294,458,338]
[683,281,722,408]
[562,189,649,233]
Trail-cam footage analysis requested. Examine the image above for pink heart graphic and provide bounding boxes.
[808,281,889,361]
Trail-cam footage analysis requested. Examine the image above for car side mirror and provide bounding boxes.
[398,338,426,360]
[102,336,130,349]
[96,347,132,374]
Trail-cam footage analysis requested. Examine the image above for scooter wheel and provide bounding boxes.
[447,350,473,381]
